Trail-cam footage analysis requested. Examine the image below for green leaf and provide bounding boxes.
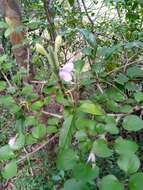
[9,133,25,150]
[0,21,8,29]
[92,139,113,158]
[119,105,133,113]
[68,0,74,6]
[129,172,143,190]
[57,149,78,171]
[117,154,140,174]
[25,116,38,127]
[32,124,46,139]
[100,175,124,190]
[114,137,138,155]
[47,126,58,134]
[59,115,74,149]
[5,27,14,38]
[74,60,85,72]
[0,145,15,161]
[134,92,143,102]
[79,101,104,115]
[31,100,43,111]
[2,161,17,179]
[25,134,37,145]
[21,85,33,96]
[48,118,59,125]
[127,66,143,78]
[0,81,7,90]
[73,163,99,182]
[61,178,87,190]
[75,130,87,141]
[106,88,125,102]
[106,100,120,113]
[104,123,119,134]
[79,29,96,48]
[0,96,20,113]
[123,115,143,131]
[125,82,138,91]
[116,73,129,85]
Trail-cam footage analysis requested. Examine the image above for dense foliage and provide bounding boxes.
[0,0,143,189]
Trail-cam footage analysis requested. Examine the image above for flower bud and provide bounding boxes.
[43,29,51,40]
[5,17,15,27]
[35,43,48,56]
[9,136,16,148]
[55,35,62,52]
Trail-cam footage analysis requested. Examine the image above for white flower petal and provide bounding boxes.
[8,137,16,148]
[62,61,74,72]
[59,70,72,82]
[87,152,96,163]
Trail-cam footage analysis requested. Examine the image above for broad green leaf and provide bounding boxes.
[119,105,133,113]
[127,66,143,78]
[79,101,104,115]
[57,149,78,171]
[0,96,20,113]
[21,85,33,96]
[0,145,15,161]
[134,92,143,102]
[25,116,38,127]
[75,130,87,141]
[106,100,120,113]
[74,60,85,72]
[82,47,92,56]
[25,134,37,145]
[68,0,74,6]
[123,115,143,131]
[129,172,143,190]
[2,161,17,179]
[104,123,119,134]
[114,137,138,155]
[75,117,96,130]
[9,133,25,150]
[0,96,15,105]
[0,21,7,29]
[79,29,96,48]
[100,175,124,190]
[61,178,88,190]
[106,88,125,102]
[0,81,7,90]
[117,154,140,174]
[48,118,59,125]
[5,27,14,37]
[59,115,73,148]
[73,163,99,182]
[47,126,58,134]
[125,82,138,91]
[32,124,46,139]
[116,73,129,85]
[92,139,113,158]
[31,100,43,111]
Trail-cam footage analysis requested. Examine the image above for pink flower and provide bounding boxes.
[59,61,74,82]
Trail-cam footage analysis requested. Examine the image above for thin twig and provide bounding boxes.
[1,71,12,87]
[24,147,34,176]
[81,0,94,27]
[41,110,63,119]
[17,134,58,164]
[106,59,142,76]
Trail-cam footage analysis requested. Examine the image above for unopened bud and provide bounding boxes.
[55,35,62,52]
[5,17,14,27]
[35,43,48,56]
[43,29,51,40]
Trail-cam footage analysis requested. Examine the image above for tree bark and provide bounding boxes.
[0,0,29,84]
